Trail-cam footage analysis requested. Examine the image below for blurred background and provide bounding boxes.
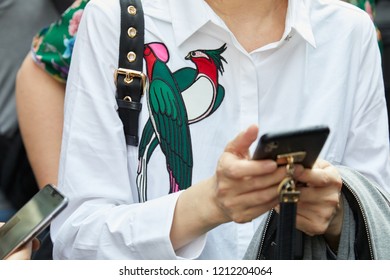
[375,0,390,126]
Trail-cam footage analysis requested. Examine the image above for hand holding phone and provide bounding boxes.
[0,184,68,260]
[252,125,330,168]
[0,230,39,260]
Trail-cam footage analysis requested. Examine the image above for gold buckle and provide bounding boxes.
[278,177,300,203]
[277,155,301,203]
[114,68,148,96]
[276,151,306,166]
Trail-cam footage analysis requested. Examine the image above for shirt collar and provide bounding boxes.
[288,0,316,48]
[152,0,316,48]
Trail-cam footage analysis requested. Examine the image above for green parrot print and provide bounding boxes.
[136,43,227,202]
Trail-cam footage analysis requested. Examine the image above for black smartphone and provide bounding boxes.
[0,184,68,259]
[252,125,330,168]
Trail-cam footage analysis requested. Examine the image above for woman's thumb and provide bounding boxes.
[225,125,259,158]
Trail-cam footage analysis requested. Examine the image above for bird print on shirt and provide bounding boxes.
[136,42,227,202]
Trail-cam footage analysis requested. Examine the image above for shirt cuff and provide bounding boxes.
[132,191,207,259]
[175,233,207,259]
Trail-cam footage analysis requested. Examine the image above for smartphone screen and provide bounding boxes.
[0,184,68,259]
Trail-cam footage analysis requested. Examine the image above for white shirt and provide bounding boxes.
[52,0,390,259]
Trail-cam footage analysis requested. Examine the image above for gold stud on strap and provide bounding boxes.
[127,51,136,63]
[123,96,132,102]
[128,5,137,15]
[127,27,137,38]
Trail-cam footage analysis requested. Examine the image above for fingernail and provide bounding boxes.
[264,160,277,170]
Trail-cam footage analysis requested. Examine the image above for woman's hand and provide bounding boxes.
[1,222,40,260]
[171,125,343,252]
[5,240,39,260]
[170,125,283,249]
[213,126,343,243]
[292,159,343,249]
[212,125,285,224]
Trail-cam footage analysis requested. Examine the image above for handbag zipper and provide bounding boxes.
[256,209,275,260]
[342,178,374,259]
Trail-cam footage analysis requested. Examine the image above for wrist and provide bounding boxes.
[170,176,229,250]
[198,175,231,227]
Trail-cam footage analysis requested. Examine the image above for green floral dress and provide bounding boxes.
[32,0,89,83]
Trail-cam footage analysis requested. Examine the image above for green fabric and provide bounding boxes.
[348,0,376,15]
[31,0,89,83]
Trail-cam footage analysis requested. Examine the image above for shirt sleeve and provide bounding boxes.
[50,0,205,260]
[341,13,390,193]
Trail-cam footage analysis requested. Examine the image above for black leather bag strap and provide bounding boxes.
[276,200,303,259]
[115,0,146,146]
[275,158,303,259]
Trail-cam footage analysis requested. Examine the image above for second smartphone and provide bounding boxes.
[0,184,68,259]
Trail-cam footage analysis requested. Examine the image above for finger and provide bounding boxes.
[32,238,41,251]
[312,158,331,169]
[236,184,280,209]
[6,242,33,260]
[215,166,284,214]
[294,189,341,236]
[224,125,259,158]
[228,193,280,223]
[217,154,278,180]
[295,205,337,236]
[298,183,340,202]
[295,167,341,189]
[239,166,289,193]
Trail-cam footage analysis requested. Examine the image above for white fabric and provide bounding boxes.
[51,0,390,259]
